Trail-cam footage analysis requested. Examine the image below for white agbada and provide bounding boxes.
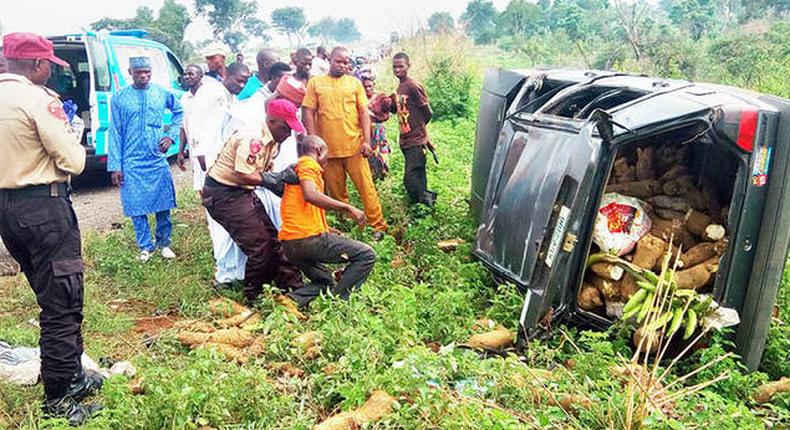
[187,78,247,283]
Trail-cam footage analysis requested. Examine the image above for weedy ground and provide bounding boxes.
[1,40,789,430]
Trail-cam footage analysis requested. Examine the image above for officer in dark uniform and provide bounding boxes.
[0,32,102,425]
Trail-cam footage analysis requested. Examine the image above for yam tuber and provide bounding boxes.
[578,283,604,310]
[684,209,712,237]
[589,275,620,300]
[682,241,726,267]
[590,262,624,281]
[675,257,719,290]
[633,326,661,354]
[656,209,686,220]
[605,180,662,199]
[635,147,656,181]
[655,145,689,174]
[650,217,696,251]
[178,327,255,348]
[649,195,691,213]
[198,342,249,364]
[620,275,640,300]
[216,310,257,328]
[313,391,395,430]
[633,234,668,271]
[613,157,636,183]
[659,166,690,183]
[467,328,515,351]
[754,378,790,404]
[703,224,726,242]
[208,298,249,318]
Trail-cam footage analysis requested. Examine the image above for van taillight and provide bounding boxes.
[736,108,758,152]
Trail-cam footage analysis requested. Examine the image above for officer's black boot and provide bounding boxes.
[42,396,102,426]
[66,369,104,402]
[419,190,437,209]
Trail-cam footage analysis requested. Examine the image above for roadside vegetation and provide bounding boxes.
[2,18,790,430]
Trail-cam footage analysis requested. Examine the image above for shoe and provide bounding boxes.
[66,369,104,402]
[138,250,152,262]
[42,396,102,426]
[372,231,386,241]
[161,247,176,259]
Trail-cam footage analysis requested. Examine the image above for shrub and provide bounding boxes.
[425,56,474,121]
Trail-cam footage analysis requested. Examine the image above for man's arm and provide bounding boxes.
[177,127,188,171]
[301,179,366,225]
[356,82,372,156]
[302,106,317,135]
[422,105,433,124]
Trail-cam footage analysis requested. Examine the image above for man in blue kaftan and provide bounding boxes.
[108,56,183,262]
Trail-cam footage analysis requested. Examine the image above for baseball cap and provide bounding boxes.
[267,99,305,134]
[3,32,68,67]
[201,42,230,59]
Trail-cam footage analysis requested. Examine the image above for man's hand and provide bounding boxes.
[159,137,174,153]
[197,155,207,172]
[347,206,367,226]
[359,142,374,158]
[177,151,187,171]
[111,171,124,187]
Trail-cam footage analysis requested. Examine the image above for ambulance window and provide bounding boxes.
[113,45,173,89]
[86,37,110,91]
[166,52,184,88]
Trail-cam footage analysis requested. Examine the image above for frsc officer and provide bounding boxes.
[0,32,102,425]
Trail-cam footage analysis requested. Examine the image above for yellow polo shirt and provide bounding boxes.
[302,74,368,158]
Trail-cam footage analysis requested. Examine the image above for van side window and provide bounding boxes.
[113,45,173,89]
[166,52,184,89]
[87,37,110,92]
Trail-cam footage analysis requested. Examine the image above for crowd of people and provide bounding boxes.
[0,32,437,425]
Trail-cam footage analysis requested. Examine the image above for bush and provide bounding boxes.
[425,56,474,121]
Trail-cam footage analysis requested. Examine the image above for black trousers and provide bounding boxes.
[202,183,303,303]
[0,192,84,400]
[401,145,435,205]
[282,233,376,307]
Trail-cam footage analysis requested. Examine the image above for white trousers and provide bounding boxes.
[206,209,247,283]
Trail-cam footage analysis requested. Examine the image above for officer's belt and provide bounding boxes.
[0,183,70,199]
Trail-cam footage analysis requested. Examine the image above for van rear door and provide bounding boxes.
[84,33,111,157]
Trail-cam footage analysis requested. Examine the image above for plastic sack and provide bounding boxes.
[593,193,652,256]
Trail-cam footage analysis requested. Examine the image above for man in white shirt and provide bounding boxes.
[177,64,204,189]
[187,62,250,288]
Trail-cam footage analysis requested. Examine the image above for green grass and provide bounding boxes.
[1,40,789,429]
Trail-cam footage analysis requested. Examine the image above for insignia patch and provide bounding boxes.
[47,100,68,121]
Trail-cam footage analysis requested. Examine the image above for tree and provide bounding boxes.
[662,0,724,40]
[194,0,269,52]
[308,17,336,44]
[612,0,652,60]
[428,12,455,34]
[498,0,541,38]
[331,18,362,43]
[271,6,307,46]
[90,1,192,58]
[461,0,499,44]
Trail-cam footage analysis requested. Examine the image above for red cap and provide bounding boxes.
[3,32,68,67]
[276,76,306,106]
[267,99,305,134]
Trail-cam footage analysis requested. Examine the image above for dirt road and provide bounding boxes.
[0,164,191,275]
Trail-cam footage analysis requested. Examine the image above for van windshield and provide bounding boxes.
[113,44,174,89]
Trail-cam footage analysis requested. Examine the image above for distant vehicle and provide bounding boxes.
[472,68,790,370]
[46,30,185,172]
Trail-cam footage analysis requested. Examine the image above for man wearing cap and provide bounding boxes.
[189,62,250,288]
[203,42,230,82]
[302,46,388,234]
[202,99,305,304]
[237,48,279,101]
[0,32,102,425]
[108,56,183,262]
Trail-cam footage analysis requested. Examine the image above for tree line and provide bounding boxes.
[90,0,363,58]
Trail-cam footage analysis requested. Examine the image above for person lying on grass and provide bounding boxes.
[279,135,377,309]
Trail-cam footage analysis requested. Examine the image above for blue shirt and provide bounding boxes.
[237,74,264,101]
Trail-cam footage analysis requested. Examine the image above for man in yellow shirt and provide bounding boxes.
[280,135,376,308]
[302,46,387,234]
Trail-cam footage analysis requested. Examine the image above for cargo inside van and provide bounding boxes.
[48,41,93,146]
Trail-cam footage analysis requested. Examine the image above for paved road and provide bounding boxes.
[0,164,191,275]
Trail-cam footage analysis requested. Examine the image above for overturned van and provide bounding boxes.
[471,68,790,370]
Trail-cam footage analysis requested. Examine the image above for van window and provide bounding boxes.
[166,52,184,88]
[113,44,173,89]
[86,37,110,92]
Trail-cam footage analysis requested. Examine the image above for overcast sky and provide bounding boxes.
[0,0,512,48]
